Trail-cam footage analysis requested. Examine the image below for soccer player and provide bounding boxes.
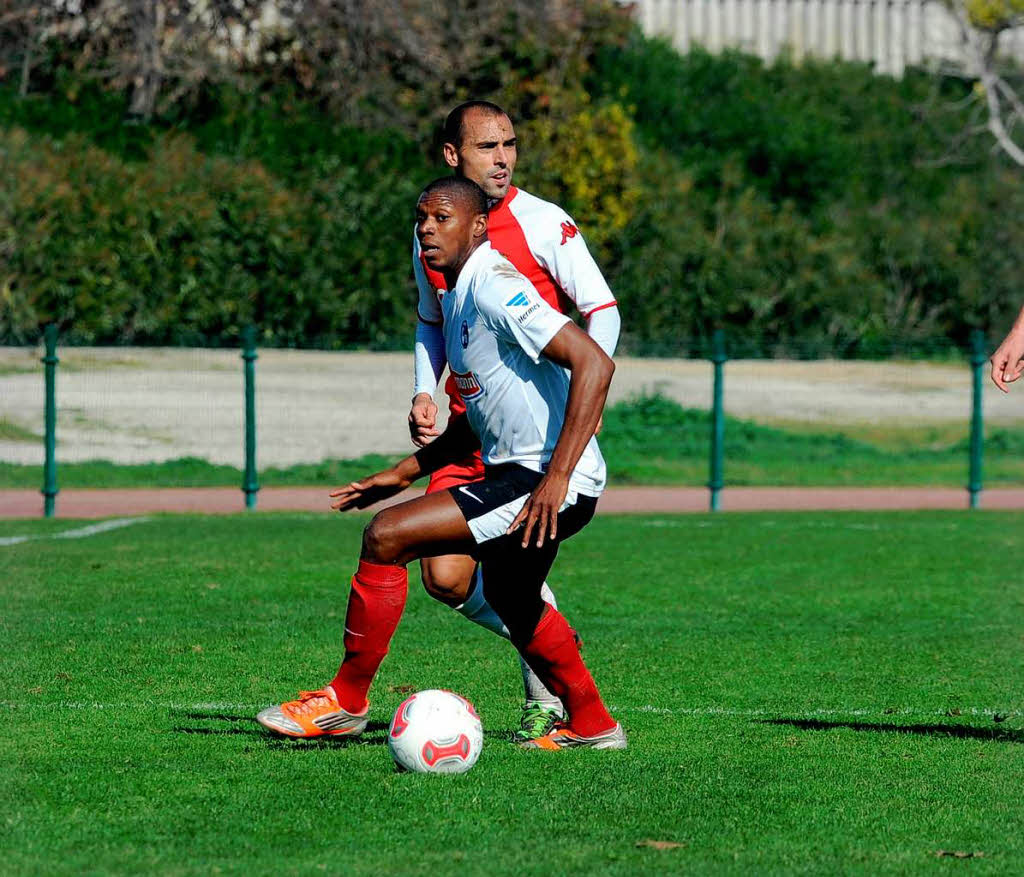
[256,176,626,750]
[409,100,621,741]
[990,305,1024,392]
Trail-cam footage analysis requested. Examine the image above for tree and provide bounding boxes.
[0,0,60,97]
[945,0,1024,166]
[2,1,626,134]
[2,1,268,119]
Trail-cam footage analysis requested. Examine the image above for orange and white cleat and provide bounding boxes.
[256,686,368,738]
[520,722,627,751]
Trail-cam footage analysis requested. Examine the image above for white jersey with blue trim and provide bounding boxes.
[441,241,606,498]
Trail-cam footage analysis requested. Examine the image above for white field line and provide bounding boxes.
[0,517,150,547]
[642,520,894,531]
[610,705,1023,718]
[0,701,1018,719]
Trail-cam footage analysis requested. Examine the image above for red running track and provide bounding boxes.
[4,486,1024,518]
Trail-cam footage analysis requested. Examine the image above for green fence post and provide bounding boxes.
[41,324,59,518]
[242,326,259,510]
[968,329,986,510]
[709,329,727,512]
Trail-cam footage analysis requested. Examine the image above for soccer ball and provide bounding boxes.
[387,689,483,774]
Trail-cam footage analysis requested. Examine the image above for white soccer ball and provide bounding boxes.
[387,689,483,774]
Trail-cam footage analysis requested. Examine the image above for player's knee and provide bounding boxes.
[361,512,402,564]
[420,560,466,607]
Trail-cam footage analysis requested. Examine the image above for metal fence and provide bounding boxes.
[4,327,998,517]
[631,0,1024,76]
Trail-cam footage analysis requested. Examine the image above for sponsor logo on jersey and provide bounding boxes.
[461,320,469,349]
[560,221,579,245]
[450,369,483,399]
[504,290,542,327]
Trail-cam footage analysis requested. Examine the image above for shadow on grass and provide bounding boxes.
[262,731,389,749]
[175,711,255,723]
[170,709,391,746]
[172,710,522,746]
[172,726,262,737]
[763,718,1024,743]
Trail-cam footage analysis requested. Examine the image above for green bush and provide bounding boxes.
[1,25,1022,354]
[588,37,1023,355]
[0,126,430,347]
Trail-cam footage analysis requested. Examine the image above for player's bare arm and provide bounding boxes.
[990,305,1024,392]
[508,322,614,548]
[331,415,480,512]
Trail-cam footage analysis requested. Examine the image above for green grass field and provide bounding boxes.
[3,395,1024,490]
[2,510,1023,875]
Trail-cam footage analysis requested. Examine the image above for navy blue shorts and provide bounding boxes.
[448,463,597,548]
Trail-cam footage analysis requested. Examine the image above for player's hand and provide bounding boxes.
[329,468,412,512]
[409,393,440,447]
[507,472,569,549]
[990,329,1024,392]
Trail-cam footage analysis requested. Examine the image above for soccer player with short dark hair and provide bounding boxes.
[256,176,626,751]
[409,101,622,741]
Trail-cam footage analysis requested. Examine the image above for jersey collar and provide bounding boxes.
[488,186,519,213]
[453,241,497,294]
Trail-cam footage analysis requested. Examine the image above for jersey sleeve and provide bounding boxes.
[584,304,620,358]
[476,279,570,364]
[412,232,443,325]
[531,208,617,318]
[413,319,446,397]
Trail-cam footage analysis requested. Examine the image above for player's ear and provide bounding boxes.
[442,142,459,170]
[472,213,487,239]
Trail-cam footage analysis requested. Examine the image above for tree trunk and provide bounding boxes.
[127,0,164,121]
[18,39,32,97]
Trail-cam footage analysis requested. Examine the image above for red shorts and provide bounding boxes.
[425,378,485,494]
[426,453,485,493]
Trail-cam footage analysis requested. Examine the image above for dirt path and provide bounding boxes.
[4,486,1023,519]
[3,347,1022,467]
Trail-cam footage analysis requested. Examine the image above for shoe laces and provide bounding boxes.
[286,688,336,716]
[520,703,560,738]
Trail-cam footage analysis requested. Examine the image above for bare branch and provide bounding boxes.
[941,0,1024,167]
[982,72,1024,164]
[995,74,1024,122]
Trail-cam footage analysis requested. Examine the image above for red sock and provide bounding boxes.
[329,560,408,713]
[520,608,615,737]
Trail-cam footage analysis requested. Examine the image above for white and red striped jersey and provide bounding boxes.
[415,186,617,328]
[413,187,619,410]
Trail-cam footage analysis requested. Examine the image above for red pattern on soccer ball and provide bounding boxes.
[421,734,471,767]
[390,695,415,738]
